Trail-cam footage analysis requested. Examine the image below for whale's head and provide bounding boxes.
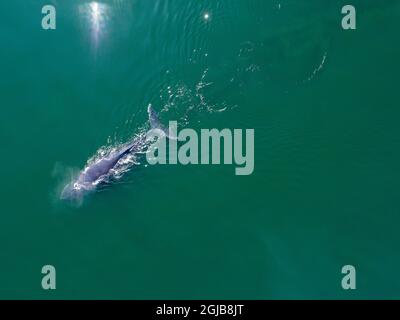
[60,182,90,202]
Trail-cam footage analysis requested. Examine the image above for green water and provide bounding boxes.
[1,0,400,299]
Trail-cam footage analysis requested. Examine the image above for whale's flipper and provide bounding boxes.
[147,104,177,139]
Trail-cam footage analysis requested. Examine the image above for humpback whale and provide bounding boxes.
[60,105,164,200]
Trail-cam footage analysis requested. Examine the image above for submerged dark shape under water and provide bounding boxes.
[60,105,164,201]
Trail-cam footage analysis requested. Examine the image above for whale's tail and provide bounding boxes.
[147,104,177,139]
[147,104,162,130]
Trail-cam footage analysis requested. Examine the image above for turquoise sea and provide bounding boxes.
[1,0,400,299]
